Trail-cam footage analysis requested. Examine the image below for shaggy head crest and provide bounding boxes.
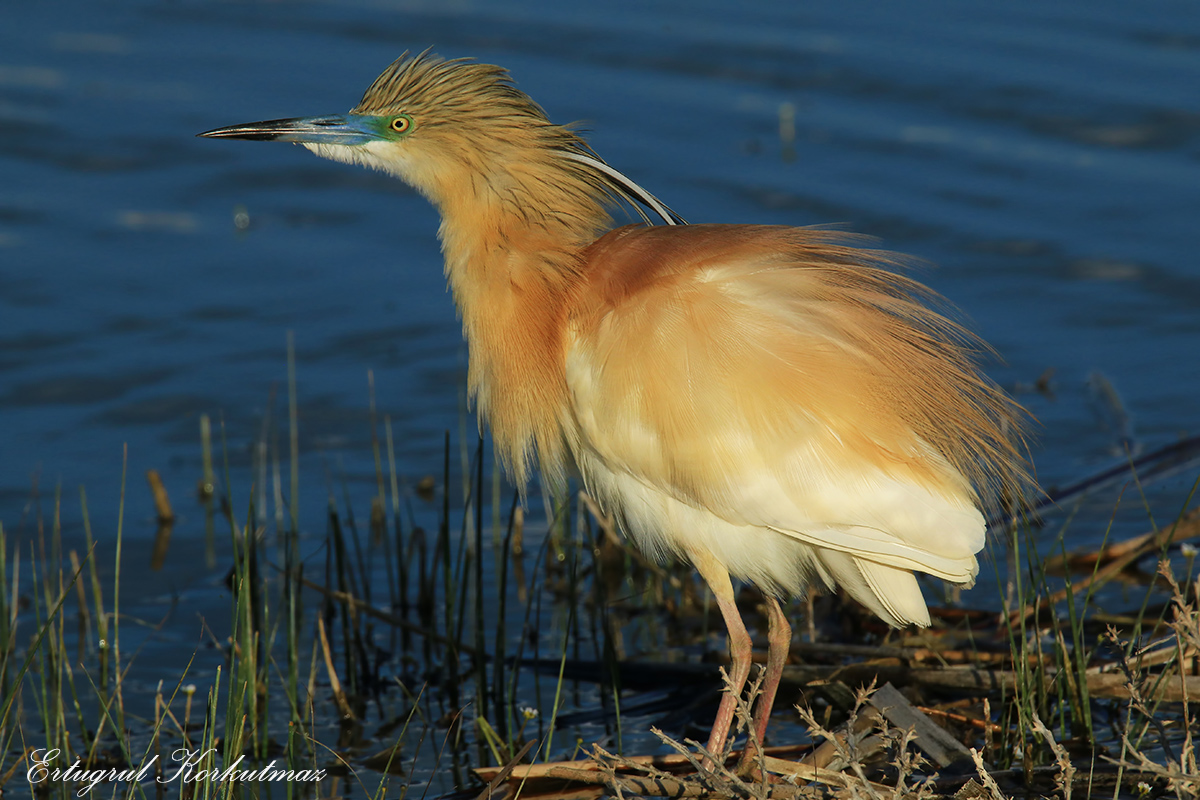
[352,51,555,131]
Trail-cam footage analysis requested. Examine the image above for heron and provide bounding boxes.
[200,51,1029,769]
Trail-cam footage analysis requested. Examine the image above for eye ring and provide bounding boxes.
[390,115,412,134]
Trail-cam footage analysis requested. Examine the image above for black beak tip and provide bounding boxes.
[197,125,281,141]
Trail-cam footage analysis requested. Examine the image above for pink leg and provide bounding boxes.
[693,552,752,765]
[739,595,791,773]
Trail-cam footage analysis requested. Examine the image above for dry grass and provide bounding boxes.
[1,359,1197,800]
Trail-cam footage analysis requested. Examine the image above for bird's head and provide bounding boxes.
[201,50,681,245]
[199,51,595,208]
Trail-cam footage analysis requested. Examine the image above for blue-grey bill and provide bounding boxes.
[197,115,376,145]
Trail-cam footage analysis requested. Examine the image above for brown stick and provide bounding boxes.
[1012,508,1200,623]
[909,666,1200,701]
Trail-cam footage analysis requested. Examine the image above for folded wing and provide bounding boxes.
[565,224,1026,625]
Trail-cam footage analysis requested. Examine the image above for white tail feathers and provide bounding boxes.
[767,523,981,583]
[814,548,973,628]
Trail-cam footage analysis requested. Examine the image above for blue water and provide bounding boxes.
[3,0,1199,791]
[5,0,1200,538]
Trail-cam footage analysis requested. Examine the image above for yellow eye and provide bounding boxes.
[390,115,412,133]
